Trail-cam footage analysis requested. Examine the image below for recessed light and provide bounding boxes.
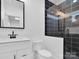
[73,0,77,3]
[20,0,25,2]
[17,0,24,2]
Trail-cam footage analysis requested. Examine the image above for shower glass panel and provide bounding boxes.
[64,0,79,59]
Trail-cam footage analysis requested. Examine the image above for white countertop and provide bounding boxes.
[0,37,30,43]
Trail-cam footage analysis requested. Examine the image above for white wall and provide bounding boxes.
[25,0,44,38]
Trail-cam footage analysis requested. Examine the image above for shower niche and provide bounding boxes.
[45,0,79,59]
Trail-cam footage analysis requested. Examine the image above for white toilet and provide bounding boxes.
[38,49,52,59]
[32,40,52,59]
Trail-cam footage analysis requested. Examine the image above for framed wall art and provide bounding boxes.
[0,0,25,29]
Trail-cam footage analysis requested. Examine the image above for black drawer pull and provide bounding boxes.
[22,55,27,57]
[14,55,16,59]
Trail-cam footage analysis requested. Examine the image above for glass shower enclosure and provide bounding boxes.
[45,0,79,59]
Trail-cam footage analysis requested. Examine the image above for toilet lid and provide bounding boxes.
[38,49,52,57]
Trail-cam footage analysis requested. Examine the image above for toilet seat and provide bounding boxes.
[38,49,52,57]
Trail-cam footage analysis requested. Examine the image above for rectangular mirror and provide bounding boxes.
[0,0,25,29]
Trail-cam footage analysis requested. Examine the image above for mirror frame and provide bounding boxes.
[0,0,25,29]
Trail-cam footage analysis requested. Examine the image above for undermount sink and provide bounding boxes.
[32,40,43,43]
[0,37,30,43]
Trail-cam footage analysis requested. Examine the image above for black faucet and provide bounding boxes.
[8,31,18,39]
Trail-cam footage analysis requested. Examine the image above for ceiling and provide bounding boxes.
[45,0,54,9]
[46,0,79,27]
[46,0,79,18]
[48,0,66,5]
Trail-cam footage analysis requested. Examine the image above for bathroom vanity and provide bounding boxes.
[0,38,33,59]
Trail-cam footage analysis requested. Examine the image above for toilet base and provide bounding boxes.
[38,54,52,59]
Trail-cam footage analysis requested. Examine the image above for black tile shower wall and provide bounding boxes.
[64,34,79,58]
[45,0,54,9]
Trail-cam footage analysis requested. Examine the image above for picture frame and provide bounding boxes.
[0,0,25,29]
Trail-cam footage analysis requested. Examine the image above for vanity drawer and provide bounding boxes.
[0,51,14,59]
[16,49,33,59]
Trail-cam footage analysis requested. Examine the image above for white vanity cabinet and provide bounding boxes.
[0,40,33,59]
[0,51,14,59]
